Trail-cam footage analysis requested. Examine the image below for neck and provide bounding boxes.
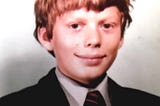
[77,73,106,89]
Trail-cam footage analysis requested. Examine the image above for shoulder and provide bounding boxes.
[0,84,39,105]
[0,68,66,105]
[108,77,160,106]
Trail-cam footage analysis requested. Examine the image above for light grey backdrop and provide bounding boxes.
[0,0,160,97]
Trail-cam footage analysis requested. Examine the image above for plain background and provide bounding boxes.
[0,0,160,97]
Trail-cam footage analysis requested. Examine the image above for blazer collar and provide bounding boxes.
[38,67,123,106]
[38,67,70,106]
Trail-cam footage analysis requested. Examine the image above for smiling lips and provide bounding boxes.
[74,53,106,66]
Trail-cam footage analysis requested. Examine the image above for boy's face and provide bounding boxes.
[38,6,123,85]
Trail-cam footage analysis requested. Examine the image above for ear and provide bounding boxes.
[37,27,53,51]
[118,37,124,49]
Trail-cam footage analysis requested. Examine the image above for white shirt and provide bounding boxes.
[55,68,111,106]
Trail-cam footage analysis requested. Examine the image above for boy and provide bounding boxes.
[0,0,160,106]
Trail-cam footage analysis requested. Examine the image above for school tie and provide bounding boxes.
[83,90,106,106]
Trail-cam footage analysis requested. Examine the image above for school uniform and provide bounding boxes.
[0,67,160,106]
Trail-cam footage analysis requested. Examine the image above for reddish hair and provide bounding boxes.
[34,0,133,39]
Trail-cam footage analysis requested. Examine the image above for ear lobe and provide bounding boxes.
[118,38,124,49]
[37,27,53,51]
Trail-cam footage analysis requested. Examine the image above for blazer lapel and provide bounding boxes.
[108,77,124,106]
[37,68,70,106]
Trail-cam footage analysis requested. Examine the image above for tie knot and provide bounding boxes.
[83,90,106,106]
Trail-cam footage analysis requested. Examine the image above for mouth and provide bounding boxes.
[74,53,106,66]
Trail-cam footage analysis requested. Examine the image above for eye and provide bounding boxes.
[71,24,79,29]
[101,22,117,32]
[103,23,113,29]
[69,23,83,31]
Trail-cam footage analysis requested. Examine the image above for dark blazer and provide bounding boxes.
[0,68,160,106]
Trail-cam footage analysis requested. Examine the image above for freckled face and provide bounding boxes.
[50,6,123,84]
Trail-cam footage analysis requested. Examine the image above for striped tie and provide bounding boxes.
[83,90,106,106]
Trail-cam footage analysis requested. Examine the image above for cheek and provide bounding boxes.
[52,35,76,57]
[104,37,122,54]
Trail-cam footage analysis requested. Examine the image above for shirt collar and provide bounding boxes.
[55,67,111,106]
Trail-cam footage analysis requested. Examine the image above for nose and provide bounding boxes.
[84,26,101,48]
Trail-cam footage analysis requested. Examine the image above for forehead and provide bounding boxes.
[57,6,122,22]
